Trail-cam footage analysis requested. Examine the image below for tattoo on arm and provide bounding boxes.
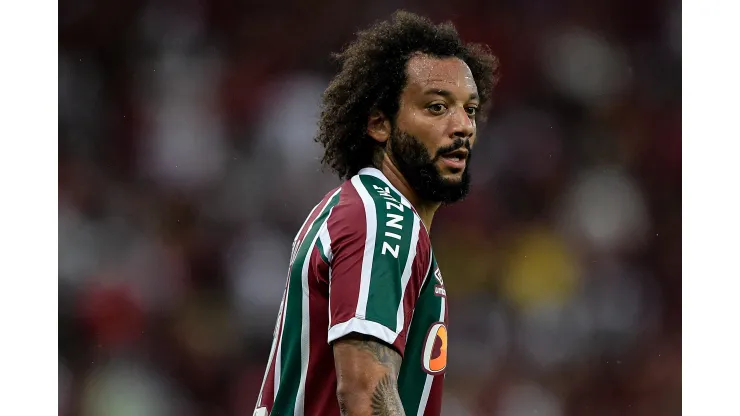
[336,334,406,416]
[370,372,405,416]
[343,335,402,374]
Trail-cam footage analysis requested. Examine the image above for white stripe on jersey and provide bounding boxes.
[255,190,338,408]
[359,167,431,235]
[351,175,377,319]
[274,198,327,401]
[255,285,285,407]
[317,221,333,263]
[395,217,421,333]
[417,288,446,415]
[273,200,325,402]
[358,167,412,209]
[327,316,399,346]
[273,277,288,400]
[318,220,335,325]
[295,197,326,243]
[294,190,340,416]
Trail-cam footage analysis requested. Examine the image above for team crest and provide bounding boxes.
[421,322,448,375]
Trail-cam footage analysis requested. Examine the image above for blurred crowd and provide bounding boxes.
[59,0,681,415]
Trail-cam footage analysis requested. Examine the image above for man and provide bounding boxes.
[254,10,498,416]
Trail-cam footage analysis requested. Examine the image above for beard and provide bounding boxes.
[386,127,472,204]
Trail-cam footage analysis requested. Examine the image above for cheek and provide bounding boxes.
[401,115,439,144]
[397,109,450,156]
[421,127,447,156]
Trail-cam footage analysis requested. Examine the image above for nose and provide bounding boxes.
[449,107,475,139]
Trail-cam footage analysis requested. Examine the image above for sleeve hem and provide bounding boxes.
[327,317,399,347]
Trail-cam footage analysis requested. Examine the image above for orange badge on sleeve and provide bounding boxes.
[421,322,448,375]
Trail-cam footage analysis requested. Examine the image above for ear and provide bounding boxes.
[367,110,391,144]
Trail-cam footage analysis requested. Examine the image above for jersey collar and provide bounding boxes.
[357,167,427,233]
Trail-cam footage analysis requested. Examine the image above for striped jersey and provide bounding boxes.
[254,167,449,416]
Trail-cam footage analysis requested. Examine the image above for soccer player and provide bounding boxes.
[254,11,498,416]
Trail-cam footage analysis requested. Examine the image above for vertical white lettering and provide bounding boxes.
[386,213,404,229]
[385,231,402,240]
[373,185,393,199]
[386,201,404,212]
[381,241,400,258]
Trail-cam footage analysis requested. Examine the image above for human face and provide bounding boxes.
[389,54,479,203]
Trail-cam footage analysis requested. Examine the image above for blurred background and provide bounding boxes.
[58,0,681,415]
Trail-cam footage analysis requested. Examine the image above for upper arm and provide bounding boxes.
[332,333,403,414]
[324,177,431,356]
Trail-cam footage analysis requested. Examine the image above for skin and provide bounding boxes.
[369,54,479,230]
[334,334,405,416]
[333,54,479,416]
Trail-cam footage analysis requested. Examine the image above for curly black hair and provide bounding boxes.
[315,10,500,180]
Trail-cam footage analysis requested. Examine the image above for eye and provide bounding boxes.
[428,103,447,115]
[465,106,478,117]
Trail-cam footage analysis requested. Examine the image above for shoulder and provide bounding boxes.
[328,175,422,231]
[326,175,431,260]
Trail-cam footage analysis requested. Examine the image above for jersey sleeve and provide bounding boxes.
[323,176,431,356]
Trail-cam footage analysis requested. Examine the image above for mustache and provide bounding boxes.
[435,138,471,158]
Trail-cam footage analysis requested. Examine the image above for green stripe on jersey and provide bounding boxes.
[398,256,438,415]
[272,191,341,415]
[358,175,417,330]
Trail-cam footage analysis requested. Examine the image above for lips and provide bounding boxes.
[441,149,468,159]
[439,148,468,170]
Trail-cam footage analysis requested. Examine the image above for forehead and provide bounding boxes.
[404,54,478,95]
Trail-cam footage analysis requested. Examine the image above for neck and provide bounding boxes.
[378,153,440,231]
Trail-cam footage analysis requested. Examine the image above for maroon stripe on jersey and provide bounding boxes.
[305,244,341,415]
[256,188,338,411]
[399,226,433,339]
[326,182,366,326]
[424,376,444,416]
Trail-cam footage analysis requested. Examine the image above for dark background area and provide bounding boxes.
[58,0,681,414]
